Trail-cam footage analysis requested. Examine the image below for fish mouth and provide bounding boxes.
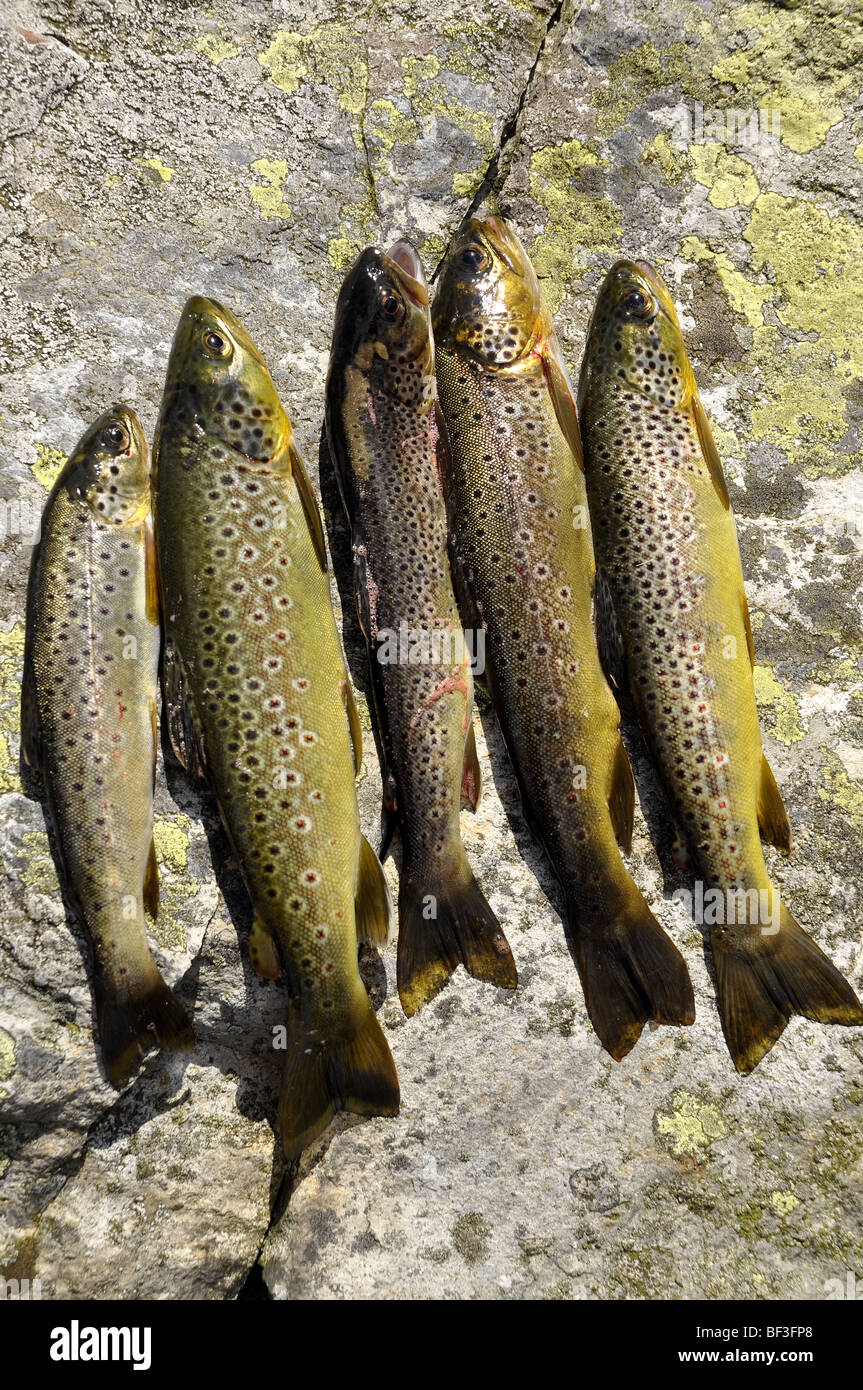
[385,240,429,307]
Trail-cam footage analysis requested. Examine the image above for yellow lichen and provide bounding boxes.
[818,750,863,833]
[32,444,66,490]
[0,623,26,794]
[194,27,241,65]
[689,143,759,208]
[642,131,688,186]
[681,188,863,478]
[366,98,420,178]
[0,1029,15,1082]
[528,140,622,311]
[153,814,191,875]
[655,1089,727,1157]
[18,829,58,896]
[400,55,441,96]
[249,159,292,221]
[771,1189,800,1216]
[397,53,496,199]
[136,158,175,183]
[258,23,368,116]
[753,664,806,745]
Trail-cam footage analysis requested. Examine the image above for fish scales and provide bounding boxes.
[579,259,863,1071]
[154,297,398,1156]
[23,406,192,1083]
[326,243,516,1014]
[433,217,694,1059]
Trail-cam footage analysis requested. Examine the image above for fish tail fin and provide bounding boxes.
[97,961,194,1087]
[396,851,518,1017]
[713,901,863,1074]
[569,889,695,1061]
[278,995,400,1160]
[355,834,395,946]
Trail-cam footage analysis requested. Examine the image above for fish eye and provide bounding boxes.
[379,289,403,321]
[458,245,488,271]
[623,287,653,317]
[202,328,231,358]
[102,423,129,451]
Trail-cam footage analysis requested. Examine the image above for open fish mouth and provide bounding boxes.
[385,240,429,307]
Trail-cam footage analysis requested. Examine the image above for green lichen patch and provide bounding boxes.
[452,1211,492,1264]
[654,1088,727,1157]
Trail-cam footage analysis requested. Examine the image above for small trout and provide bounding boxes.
[578,259,863,1071]
[433,217,694,1059]
[153,297,399,1157]
[23,405,193,1084]
[326,240,517,1015]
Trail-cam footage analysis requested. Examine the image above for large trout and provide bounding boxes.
[326,240,517,1016]
[23,405,193,1083]
[433,217,694,1059]
[578,258,863,1071]
[153,297,399,1156]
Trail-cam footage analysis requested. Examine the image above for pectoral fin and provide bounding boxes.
[356,834,394,945]
[757,755,792,854]
[143,839,160,919]
[161,639,207,781]
[607,737,635,855]
[289,442,328,572]
[692,392,730,510]
[543,335,585,473]
[20,650,41,769]
[249,915,280,979]
[594,566,627,694]
[342,677,364,777]
[144,515,161,626]
[461,721,482,811]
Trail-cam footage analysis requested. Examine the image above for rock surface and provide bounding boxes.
[1,0,861,1299]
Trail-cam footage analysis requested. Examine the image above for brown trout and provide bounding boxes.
[578,259,863,1072]
[153,296,399,1157]
[433,217,694,1059]
[326,240,518,1015]
[22,405,193,1084]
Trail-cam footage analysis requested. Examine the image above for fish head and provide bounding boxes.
[156,295,292,470]
[331,241,432,401]
[433,214,546,367]
[578,259,696,410]
[64,404,150,525]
